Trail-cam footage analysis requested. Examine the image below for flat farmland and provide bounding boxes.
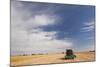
[11,52,95,66]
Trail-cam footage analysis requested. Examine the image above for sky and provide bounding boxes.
[11,0,95,55]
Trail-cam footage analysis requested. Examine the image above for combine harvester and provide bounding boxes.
[65,49,76,59]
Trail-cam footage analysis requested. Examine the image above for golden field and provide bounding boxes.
[11,52,95,66]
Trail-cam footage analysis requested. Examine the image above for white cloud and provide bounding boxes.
[81,21,95,32]
[11,0,73,55]
[33,14,56,26]
[81,44,95,52]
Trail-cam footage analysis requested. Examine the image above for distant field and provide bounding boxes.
[11,52,95,66]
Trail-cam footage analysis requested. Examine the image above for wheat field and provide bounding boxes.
[11,52,95,66]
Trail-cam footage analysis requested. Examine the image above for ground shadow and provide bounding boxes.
[60,58,75,60]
